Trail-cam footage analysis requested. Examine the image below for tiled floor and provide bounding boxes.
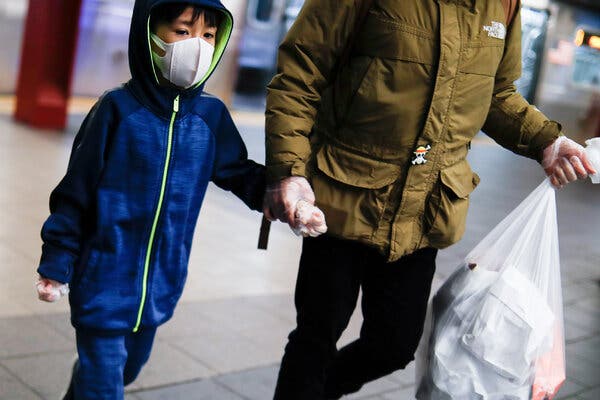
[0,106,598,399]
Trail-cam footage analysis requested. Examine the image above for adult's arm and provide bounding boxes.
[265,0,362,183]
[482,6,594,186]
[482,7,561,161]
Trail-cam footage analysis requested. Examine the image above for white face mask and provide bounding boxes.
[151,33,215,89]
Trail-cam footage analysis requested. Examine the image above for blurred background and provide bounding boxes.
[0,0,304,116]
[0,0,600,138]
[0,0,599,136]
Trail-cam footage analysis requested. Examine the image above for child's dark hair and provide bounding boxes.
[150,3,221,32]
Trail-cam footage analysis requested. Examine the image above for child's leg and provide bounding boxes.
[72,331,128,399]
[68,328,157,399]
[123,328,157,385]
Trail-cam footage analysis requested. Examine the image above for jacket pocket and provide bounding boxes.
[76,248,101,285]
[354,14,436,65]
[310,144,402,240]
[315,144,401,188]
[425,160,480,246]
[333,14,437,157]
[460,42,504,77]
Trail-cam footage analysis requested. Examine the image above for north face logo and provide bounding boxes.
[483,21,506,39]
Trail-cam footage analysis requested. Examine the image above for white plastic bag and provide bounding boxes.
[416,179,566,400]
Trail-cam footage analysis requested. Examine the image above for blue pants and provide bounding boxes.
[64,328,157,400]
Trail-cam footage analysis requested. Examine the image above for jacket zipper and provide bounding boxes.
[133,95,179,332]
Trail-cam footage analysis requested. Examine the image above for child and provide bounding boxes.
[35,1,266,398]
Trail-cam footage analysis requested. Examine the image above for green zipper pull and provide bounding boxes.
[173,95,179,113]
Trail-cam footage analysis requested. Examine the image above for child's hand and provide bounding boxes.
[36,276,69,302]
[291,199,328,237]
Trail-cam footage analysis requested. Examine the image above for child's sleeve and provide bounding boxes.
[38,96,116,284]
[211,108,266,211]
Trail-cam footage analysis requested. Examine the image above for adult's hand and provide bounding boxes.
[542,137,596,188]
[263,176,315,228]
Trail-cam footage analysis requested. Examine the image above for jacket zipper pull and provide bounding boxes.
[173,95,180,113]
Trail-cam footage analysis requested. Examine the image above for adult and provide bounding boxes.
[263,1,595,399]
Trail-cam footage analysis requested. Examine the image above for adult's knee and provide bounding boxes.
[284,325,339,362]
[362,331,417,371]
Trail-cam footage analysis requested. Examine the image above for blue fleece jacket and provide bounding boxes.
[38,0,265,333]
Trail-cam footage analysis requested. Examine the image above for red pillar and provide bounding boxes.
[14,0,83,130]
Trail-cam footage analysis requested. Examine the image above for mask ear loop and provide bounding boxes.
[150,34,172,82]
[150,33,166,52]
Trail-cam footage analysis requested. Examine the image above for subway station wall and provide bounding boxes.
[535,2,600,141]
[0,0,134,95]
[1,0,598,120]
[71,0,134,96]
[0,0,29,94]
[0,0,247,99]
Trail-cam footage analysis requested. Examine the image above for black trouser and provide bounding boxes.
[273,235,437,400]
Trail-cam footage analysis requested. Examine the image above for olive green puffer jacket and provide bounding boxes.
[266,0,560,261]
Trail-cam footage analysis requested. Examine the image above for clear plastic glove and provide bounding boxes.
[542,136,597,189]
[263,176,328,237]
[292,199,328,237]
[36,276,69,302]
[263,176,316,224]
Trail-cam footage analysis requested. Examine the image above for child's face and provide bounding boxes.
[152,6,217,57]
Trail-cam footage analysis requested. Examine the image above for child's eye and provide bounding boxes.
[203,32,215,39]
[175,29,188,35]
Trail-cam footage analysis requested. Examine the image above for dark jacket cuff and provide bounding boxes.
[530,120,562,163]
[266,161,307,184]
[37,246,75,284]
